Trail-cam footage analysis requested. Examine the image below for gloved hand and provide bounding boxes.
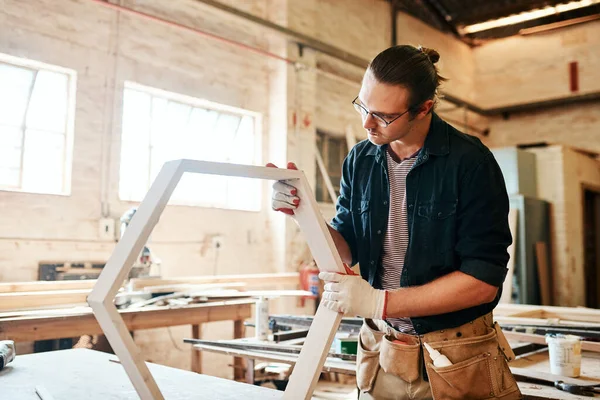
[266,162,300,215]
[319,265,388,319]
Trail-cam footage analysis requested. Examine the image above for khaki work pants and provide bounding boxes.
[356,314,523,400]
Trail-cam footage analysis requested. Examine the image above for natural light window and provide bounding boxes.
[0,54,76,195]
[119,82,262,211]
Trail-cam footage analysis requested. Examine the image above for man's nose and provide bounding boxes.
[362,113,378,130]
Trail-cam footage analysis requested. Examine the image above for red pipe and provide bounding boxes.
[569,61,579,93]
[89,0,296,65]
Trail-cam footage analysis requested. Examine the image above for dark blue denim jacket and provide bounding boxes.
[330,113,511,334]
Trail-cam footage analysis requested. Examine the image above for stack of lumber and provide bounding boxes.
[0,272,300,312]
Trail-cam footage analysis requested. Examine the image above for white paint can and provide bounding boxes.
[255,296,269,341]
[545,334,582,377]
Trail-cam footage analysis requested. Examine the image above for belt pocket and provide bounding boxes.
[379,335,421,383]
[356,320,383,392]
[427,352,496,400]
[424,328,503,399]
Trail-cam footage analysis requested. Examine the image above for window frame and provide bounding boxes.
[119,81,263,211]
[0,53,77,196]
[315,130,346,204]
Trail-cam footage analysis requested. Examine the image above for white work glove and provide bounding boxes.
[319,266,388,319]
[266,162,300,215]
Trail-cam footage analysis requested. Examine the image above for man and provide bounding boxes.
[269,45,521,400]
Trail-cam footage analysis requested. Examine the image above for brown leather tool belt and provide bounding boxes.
[356,313,523,400]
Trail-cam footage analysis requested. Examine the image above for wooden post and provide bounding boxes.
[535,241,552,305]
[191,324,202,373]
[233,319,245,381]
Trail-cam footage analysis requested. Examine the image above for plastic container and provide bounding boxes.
[545,334,582,377]
[255,296,269,341]
[423,342,453,367]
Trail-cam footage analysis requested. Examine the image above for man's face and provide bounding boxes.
[356,70,417,146]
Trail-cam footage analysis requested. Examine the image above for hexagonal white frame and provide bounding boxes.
[88,160,345,400]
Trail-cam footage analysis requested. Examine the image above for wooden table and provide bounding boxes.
[0,299,253,377]
[511,349,600,399]
[1,348,281,399]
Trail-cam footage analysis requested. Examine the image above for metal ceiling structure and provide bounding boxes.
[392,0,600,42]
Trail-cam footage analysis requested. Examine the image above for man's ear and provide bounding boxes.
[416,100,434,119]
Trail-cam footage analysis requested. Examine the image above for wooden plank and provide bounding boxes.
[0,285,304,312]
[0,300,252,342]
[130,272,300,291]
[0,280,97,293]
[536,242,552,305]
[0,272,299,294]
[496,304,600,322]
[0,306,92,319]
[501,208,518,303]
[495,315,600,328]
[503,331,600,353]
[0,289,90,310]
[87,160,346,400]
[281,172,346,400]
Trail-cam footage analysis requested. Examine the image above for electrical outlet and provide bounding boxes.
[99,218,116,241]
[212,235,224,249]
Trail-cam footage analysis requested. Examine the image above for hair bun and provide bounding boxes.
[420,47,440,64]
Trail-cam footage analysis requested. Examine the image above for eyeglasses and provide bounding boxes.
[352,96,412,128]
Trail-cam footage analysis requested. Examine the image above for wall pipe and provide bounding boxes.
[91,0,296,66]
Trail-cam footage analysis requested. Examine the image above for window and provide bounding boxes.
[315,131,347,203]
[0,54,76,195]
[119,82,262,211]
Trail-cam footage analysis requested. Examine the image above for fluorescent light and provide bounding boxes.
[460,0,600,34]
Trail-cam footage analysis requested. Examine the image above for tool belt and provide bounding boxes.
[356,313,523,400]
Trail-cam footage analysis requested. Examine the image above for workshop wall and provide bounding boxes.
[476,21,600,153]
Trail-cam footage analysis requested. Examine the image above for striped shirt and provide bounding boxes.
[379,148,420,334]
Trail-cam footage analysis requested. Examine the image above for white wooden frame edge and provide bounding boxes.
[87,159,345,399]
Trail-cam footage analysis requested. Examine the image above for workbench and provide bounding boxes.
[193,341,600,399]
[0,299,252,376]
[1,348,281,399]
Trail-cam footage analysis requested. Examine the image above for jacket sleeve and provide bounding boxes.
[456,152,511,287]
[330,150,359,266]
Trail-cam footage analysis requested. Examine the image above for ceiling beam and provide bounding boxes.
[418,0,468,44]
[486,91,600,116]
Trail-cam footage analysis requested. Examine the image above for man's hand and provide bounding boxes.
[319,267,388,319]
[266,162,300,215]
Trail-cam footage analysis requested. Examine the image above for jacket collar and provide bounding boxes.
[425,112,450,156]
